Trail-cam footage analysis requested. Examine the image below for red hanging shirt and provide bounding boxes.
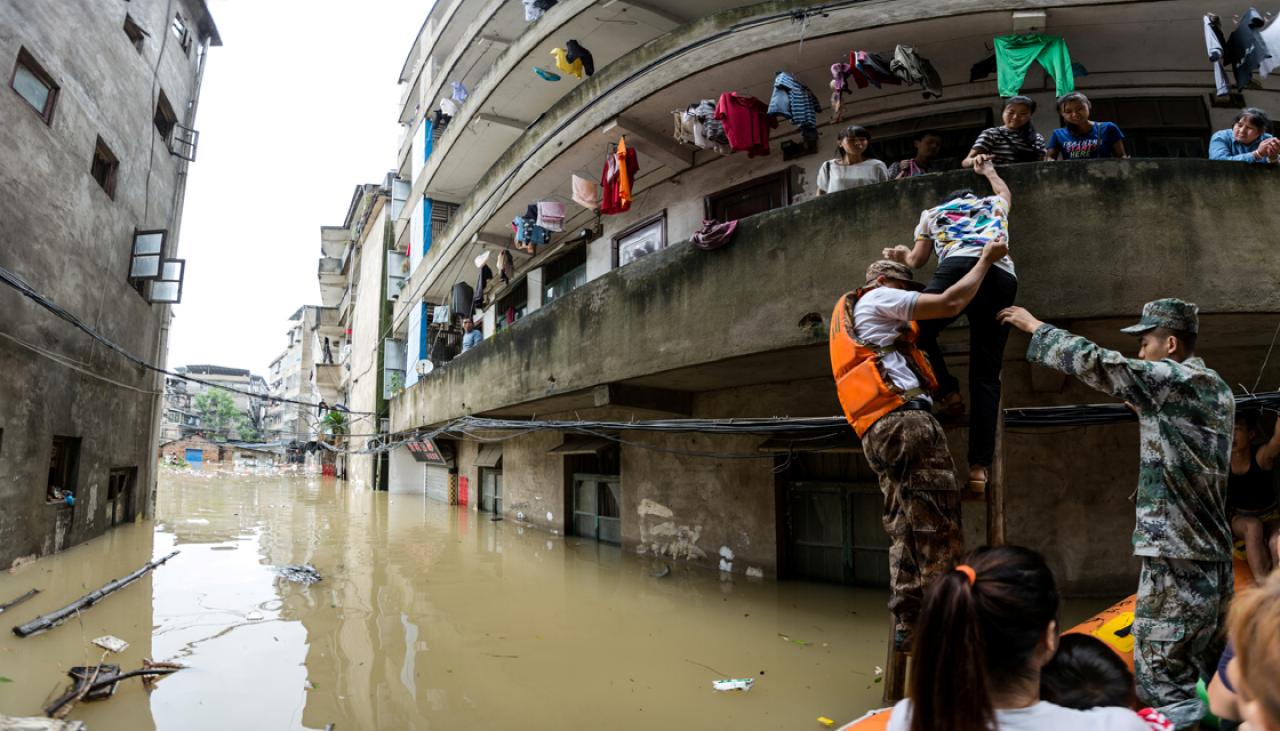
[600,140,639,215]
[713,92,775,157]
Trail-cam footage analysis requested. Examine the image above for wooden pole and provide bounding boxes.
[986,395,1006,546]
[882,618,908,704]
[0,588,39,614]
[11,551,179,638]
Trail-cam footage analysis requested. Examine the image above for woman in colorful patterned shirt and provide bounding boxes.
[884,160,1017,494]
[1047,92,1127,160]
[962,96,1046,168]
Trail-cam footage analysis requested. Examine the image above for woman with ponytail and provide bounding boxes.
[886,546,1150,731]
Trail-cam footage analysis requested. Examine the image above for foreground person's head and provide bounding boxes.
[1040,633,1136,710]
[908,545,1060,731]
[1230,572,1280,731]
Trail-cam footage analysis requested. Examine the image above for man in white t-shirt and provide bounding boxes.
[842,243,1007,650]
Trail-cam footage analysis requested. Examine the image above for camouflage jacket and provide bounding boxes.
[1028,325,1234,561]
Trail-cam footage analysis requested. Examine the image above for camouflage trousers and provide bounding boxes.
[861,408,964,648]
[1134,556,1233,730]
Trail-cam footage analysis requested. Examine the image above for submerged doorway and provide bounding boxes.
[552,437,621,545]
[776,452,889,586]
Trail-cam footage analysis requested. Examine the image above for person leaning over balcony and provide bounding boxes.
[829,238,1008,650]
[999,299,1235,730]
[816,124,888,195]
[1046,92,1128,160]
[1228,411,1280,584]
[884,159,1018,495]
[1210,107,1280,163]
[888,130,944,179]
[962,95,1046,168]
[460,317,482,352]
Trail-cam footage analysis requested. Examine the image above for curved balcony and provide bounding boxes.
[393,0,1233,329]
[394,159,1280,428]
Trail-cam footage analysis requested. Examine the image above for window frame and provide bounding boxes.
[10,47,59,124]
[148,258,186,304]
[129,229,168,285]
[704,170,791,222]
[123,14,148,53]
[611,212,667,269]
[154,90,177,142]
[91,136,119,199]
[46,435,81,503]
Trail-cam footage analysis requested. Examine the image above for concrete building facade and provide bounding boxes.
[363,0,1280,594]
[0,0,218,566]
[265,306,326,450]
[318,182,393,489]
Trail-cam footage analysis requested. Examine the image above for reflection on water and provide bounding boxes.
[1,472,903,729]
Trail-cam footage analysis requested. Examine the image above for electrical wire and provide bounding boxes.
[0,264,374,415]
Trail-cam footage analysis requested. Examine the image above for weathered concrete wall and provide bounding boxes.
[347,203,388,490]
[0,0,214,567]
[395,160,1280,430]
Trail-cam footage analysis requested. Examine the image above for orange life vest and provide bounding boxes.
[829,287,938,438]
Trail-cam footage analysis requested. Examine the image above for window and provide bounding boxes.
[149,258,185,304]
[91,137,119,198]
[541,245,587,303]
[612,213,666,269]
[154,91,177,141]
[705,172,791,222]
[123,15,147,52]
[129,229,166,289]
[494,279,528,331]
[866,108,994,168]
[47,435,80,502]
[10,48,58,123]
[1088,97,1211,158]
[171,13,192,54]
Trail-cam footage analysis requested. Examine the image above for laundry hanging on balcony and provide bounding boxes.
[450,81,469,103]
[714,92,775,157]
[571,174,599,209]
[565,40,594,76]
[673,99,729,153]
[512,212,550,248]
[1205,14,1232,96]
[533,66,561,82]
[845,51,901,89]
[550,47,585,79]
[829,63,851,124]
[536,201,565,231]
[522,0,557,22]
[440,97,460,117]
[767,72,821,160]
[601,136,639,215]
[890,45,944,99]
[993,34,1075,96]
[1223,8,1272,90]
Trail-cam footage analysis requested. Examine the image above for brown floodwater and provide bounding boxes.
[1,472,914,730]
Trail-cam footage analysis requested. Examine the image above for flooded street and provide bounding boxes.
[1,472,898,730]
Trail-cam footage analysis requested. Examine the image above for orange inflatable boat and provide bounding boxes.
[838,557,1254,730]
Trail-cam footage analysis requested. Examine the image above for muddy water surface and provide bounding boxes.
[0,472,901,729]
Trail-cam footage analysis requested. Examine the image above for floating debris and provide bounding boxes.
[0,716,87,731]
[276,564,322,585]
[711,678,754,692]
[91,635,129,654]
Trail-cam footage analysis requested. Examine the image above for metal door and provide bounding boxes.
[479,468,503,514]
[571,474,621,545]
[785,481,889,586]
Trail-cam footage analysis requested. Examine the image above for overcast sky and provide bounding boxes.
[166,0,427,374]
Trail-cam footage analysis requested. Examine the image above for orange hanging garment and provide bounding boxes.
[617,137,633,207]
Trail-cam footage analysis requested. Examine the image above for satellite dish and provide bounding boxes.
[415,359,434,376]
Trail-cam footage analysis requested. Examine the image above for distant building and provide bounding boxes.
[160,365,269,442]
[0,0,218,566]
[265,306,327,455]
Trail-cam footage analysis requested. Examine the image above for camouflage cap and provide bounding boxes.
[864,260,924,291]
[1120,298,1200,334]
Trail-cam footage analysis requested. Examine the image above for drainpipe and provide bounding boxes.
[143,35,212,518]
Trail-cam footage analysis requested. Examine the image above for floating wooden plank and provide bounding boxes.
[0,589,38,614]
[11,551,179,638]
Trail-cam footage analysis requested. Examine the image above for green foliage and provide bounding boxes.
[235,415,260,442]
[193,389,241,441]
[321,409,348,442]
[387,372,404,395]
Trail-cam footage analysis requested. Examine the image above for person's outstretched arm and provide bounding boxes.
[1256,416,1280,470]
[912,240,1007,320]
[976,158,1011,205]
[998,307,1173,412]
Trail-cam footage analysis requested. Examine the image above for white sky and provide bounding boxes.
[166,0,428,375]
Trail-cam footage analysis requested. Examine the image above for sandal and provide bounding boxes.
[966,467,989,499]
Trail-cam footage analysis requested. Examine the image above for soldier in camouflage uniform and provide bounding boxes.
[1000,299,1234,729]
[837,241,1008,649]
